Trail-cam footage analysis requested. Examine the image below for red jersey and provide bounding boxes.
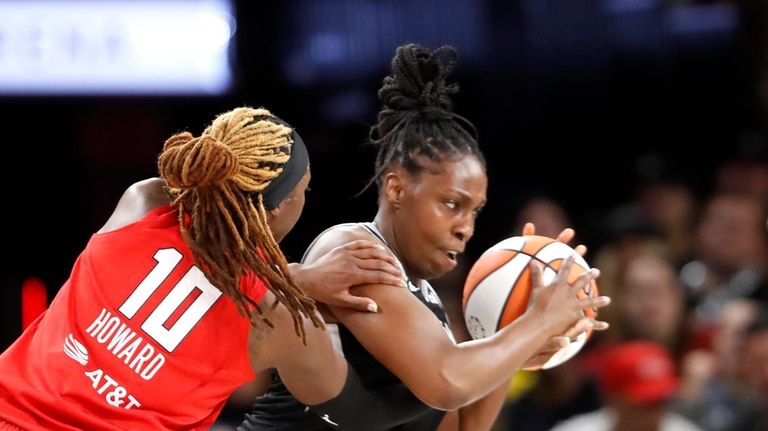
[0,205,267,430]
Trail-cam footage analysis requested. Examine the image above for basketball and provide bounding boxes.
[462,234,599,369]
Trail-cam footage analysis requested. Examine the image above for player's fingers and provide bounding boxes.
[354,255,402,277]
[591,320,610,331]
[342,239,385,250]
[529,260,545,289]
[579,295,611,310]
[555,228,575,244]
[563,318,592,338]
[352,265,405,287]
[574,244,587,256]
[583,280,596,296]
[346,245,399,266]
[554,254,577,284]
[522,222,535,236]
[334,293,379,313]
[569,268,600,294]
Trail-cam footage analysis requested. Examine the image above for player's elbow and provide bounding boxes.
[411,373,472,411]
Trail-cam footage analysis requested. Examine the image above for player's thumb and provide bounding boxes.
[522,222,535,236]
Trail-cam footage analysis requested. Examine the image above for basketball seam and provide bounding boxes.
[494,259,530,331]
[493,252,595,324]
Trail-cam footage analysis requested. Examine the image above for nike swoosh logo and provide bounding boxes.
[320,414,339,426]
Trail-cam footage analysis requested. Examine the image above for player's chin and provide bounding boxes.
[413,254,454,279]
[427,260,455,279]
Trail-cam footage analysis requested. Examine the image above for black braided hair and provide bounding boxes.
[364,43,485,192]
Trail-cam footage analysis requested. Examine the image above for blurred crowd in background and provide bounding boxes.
[4,0,768,429]
[452,155,768,430]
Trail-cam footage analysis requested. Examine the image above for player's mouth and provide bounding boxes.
[440,249,460,266]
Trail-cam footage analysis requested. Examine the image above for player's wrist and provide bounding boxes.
[519,307,563,339]
[287,263,318,298]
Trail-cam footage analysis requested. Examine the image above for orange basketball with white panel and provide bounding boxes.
[462,235,599,369]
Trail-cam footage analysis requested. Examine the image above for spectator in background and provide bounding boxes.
[677,299,762,431]
[740,305,768,430]
[588,154,684,337]
[590,212,668,347]
[713,134,768,203]
[551,341,702,431]
[614,250,689,358]
[514,196,573,240]
[679,192,768,331]
[632,153,698,268]
[714,157,768,203]
[496,359,603,431]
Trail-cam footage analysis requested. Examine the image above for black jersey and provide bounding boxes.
[238,222,454,431]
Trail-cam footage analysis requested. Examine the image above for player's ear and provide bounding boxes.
[382,172,404,208]
[268,202,282,219]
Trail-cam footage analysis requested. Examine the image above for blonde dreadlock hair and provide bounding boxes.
[157,106,321,342]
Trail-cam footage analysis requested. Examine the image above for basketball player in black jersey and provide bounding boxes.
[239,44,611,431]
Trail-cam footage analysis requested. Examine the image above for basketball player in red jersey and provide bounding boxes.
[0,107,407,430]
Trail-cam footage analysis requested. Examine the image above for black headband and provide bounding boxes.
[259,117,310,210]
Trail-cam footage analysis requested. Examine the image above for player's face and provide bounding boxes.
[742,330,768,396]
[392,155,487,279]
[268,168,311,243]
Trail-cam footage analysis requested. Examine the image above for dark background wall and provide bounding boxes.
[1,0,764,349]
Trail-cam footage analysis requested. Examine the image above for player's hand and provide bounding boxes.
[289,240,406,312]
[522,222,587,256]
[521,318,610,369]
[523,221,609,330]
[521,336,566,370]
[526,257,610,338]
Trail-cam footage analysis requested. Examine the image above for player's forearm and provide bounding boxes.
[275,320,348,406]
[456,381,509,431]
[435,313,549,409]
[253,299,347,406]
[329,288,552,411]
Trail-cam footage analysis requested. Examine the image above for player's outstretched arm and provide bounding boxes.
[303,227,610,411]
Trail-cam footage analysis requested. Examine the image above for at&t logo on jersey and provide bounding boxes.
[63,333,89,365]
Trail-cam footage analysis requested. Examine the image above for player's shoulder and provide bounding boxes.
[302,222,379,263]
[125,177,166,196]
[318,222,372,242]
[98,178,170,233]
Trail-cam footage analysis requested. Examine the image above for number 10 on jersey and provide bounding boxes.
[118,249,222,352]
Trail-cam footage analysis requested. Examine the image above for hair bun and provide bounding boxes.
[159,134,239,189]
[163,131,194,151]
[378,43,459,113]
